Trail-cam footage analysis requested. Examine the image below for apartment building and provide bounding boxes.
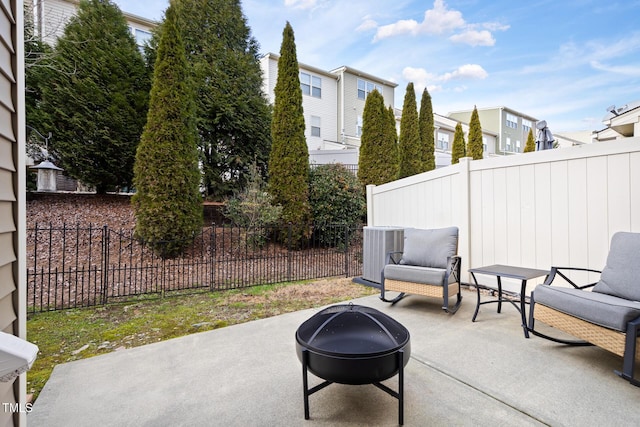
[448,106,538,155]
[593,100,640,142]
[29,0,156,50]
[260,53,398,152]
[431,113,497,166]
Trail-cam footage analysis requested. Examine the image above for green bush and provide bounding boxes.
[309,164,365,247]
[225,162,282,248]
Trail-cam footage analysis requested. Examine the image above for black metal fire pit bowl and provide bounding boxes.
[296,304,411,425]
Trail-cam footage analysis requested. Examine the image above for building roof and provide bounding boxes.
[330,66,398,88]
[448,106,539,122]
[261,53,338,80]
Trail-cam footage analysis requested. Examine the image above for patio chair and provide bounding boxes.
[529,231,640,386]
[380,226,462,314]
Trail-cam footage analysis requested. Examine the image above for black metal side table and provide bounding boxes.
[469,264,549,338]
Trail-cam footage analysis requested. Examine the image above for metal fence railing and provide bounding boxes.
[27,222,364,313]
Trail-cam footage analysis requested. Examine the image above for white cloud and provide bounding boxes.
[284,0,318,10]
[449,30,495,47]
[371,0,507,46]
[441,64,488,81]
[590,60,640,76]
[402,64,487,92]
[356,17,378,32]
[422,0,465,34]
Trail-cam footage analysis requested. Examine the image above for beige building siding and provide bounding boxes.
[1,0,27,425]
[33,0,157,46]
[34,0,77,45]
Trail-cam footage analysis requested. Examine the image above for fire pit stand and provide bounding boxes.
[296,304,411,425]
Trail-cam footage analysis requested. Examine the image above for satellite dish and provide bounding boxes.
[536,120,547,130]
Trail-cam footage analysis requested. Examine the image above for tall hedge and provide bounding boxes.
[419,88,436,172]
[467,106,484,160]
[174,0,272,199]
[358,90,397,187]
[41,0,149,193]
[268,22,311,245]
[398,83,422,178]
[451,123,466,164]
[132,2,202,257]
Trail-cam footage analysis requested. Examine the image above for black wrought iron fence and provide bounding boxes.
[26,222,363,313]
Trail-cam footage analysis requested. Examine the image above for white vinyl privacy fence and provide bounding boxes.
[366,138,640,288]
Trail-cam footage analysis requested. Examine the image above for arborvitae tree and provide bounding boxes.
[419,88,436,172]
[358,90,397,187]
[524,128,536,152]
[41,0,149,193]
[451,123,466,164]
[132,1,202,257]
[398,83,422,178]
[467,106,484,160]
[174,0,272,199]
[268,22,311,245]
[385,106,399,179]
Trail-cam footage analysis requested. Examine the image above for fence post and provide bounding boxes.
[101,225,109,305]
[343,224,350,277]
[210,223,216,291]
[287,223,292,281]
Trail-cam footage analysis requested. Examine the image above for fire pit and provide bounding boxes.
[296,304,410,425]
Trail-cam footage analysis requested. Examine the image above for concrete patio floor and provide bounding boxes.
[29,288,640,426]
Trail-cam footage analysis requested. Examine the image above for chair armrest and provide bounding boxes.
[542,266,602,289]
[385,251,403,265]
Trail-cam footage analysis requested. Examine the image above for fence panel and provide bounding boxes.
[27,222,363,312]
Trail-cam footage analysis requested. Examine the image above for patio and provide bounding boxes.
[29,287,640,426]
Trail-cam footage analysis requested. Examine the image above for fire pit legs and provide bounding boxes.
[301,348,406,425]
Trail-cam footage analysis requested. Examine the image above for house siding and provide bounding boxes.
[34,0,157,46]
[260,54,340,151]
[1,0,27,425]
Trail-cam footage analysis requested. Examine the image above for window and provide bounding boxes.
[506,113,518,129]
[356,116,363,136]
[134,29,152,54]
[522,119,532,133]
[505,137,512,152]
[357,79,383,100]
[300,72,321,98]
[310,116,321,137]
[437,133,449,150]
[516,140,521,151]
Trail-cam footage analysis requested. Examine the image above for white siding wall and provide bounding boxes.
[368,139,640,287]
[300,66,338,149]
[259,56,338,151]
[37,0,77,45]
[1,1,27,425]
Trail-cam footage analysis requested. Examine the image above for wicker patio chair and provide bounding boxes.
[529,231,640,386]
[380,226,462,314]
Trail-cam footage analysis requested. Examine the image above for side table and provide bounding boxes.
[469,264,549,338]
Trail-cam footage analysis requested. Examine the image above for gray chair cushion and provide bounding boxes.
[534,284,640,332]
[592,232,640,301]
[384,264,447,286]
[399,227,458,269]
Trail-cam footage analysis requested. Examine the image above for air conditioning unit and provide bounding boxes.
[362,226,404,284]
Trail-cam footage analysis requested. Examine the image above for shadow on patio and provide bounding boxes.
[29,288,640,426]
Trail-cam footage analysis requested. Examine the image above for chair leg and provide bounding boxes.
[380,291,406,304]
[443,288,462,314]
[616,317,640,387]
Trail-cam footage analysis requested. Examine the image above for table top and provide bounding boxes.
[468,264,549,280]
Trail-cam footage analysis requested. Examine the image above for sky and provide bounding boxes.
[113,0,640,132]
